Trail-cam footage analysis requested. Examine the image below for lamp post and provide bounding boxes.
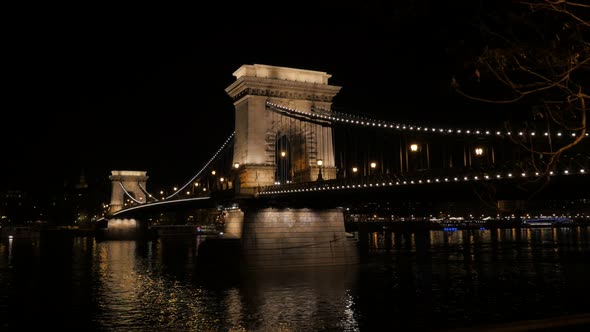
[233,162,240,191]
[210,170,216,191]
[408,143,423,171]
[474,147,484,168]
[280,151,287,184]
[317,159,323,181]
[370,162,377,177]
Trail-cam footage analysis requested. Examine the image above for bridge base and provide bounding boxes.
[219,207,359,268]
[97,218,150,240]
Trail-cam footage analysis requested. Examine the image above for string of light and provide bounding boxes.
[265,102,588,140]
[111,197,211,216]
[259,168,587,195]
[164,131,235,200]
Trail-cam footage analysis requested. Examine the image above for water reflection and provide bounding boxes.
[1,227,590,331]
[359,226,590,329]
[364,226,590,254]
[236,266,359,331]
[86,237,359,331]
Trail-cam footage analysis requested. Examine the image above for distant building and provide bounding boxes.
[0,189,32,224]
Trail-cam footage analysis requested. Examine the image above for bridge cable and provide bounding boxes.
[118,182,144,204]
[137,183,158,202]
[164,131,235,200]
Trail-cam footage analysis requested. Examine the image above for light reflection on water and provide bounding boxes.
[1,227,590,331]
[360,226,590,330]
[94,239,359,331]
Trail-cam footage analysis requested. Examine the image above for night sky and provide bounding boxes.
[3,1,509,194]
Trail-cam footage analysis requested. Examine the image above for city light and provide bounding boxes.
[410,144,418,152]
[475,147,483,156]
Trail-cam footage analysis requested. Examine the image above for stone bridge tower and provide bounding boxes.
[108,170,148,214]
[225,64,341,195]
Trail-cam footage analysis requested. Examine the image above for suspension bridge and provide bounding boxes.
[101,64,589,268]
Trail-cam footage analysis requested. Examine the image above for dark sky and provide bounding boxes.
[3,1,502,193]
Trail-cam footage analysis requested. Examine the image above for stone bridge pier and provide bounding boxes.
[226,64,341,196]
[108,170,149,215]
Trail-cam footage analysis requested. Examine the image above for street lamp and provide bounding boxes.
[410,143,419,152]
[475,147,484,156]
[317,159,323,181]
[234,162,240,169]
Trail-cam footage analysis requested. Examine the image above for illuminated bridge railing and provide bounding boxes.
[258,168,587,196]
[115,193,213,213]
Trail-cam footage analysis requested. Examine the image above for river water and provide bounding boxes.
[1,227,590,331]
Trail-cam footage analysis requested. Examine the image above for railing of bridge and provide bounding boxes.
[258,166,587,196]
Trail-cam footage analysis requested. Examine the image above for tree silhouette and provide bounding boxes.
[453,0,589,195]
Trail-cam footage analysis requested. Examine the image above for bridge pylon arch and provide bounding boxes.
[226,64,341,195]
[108,170,149,215]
